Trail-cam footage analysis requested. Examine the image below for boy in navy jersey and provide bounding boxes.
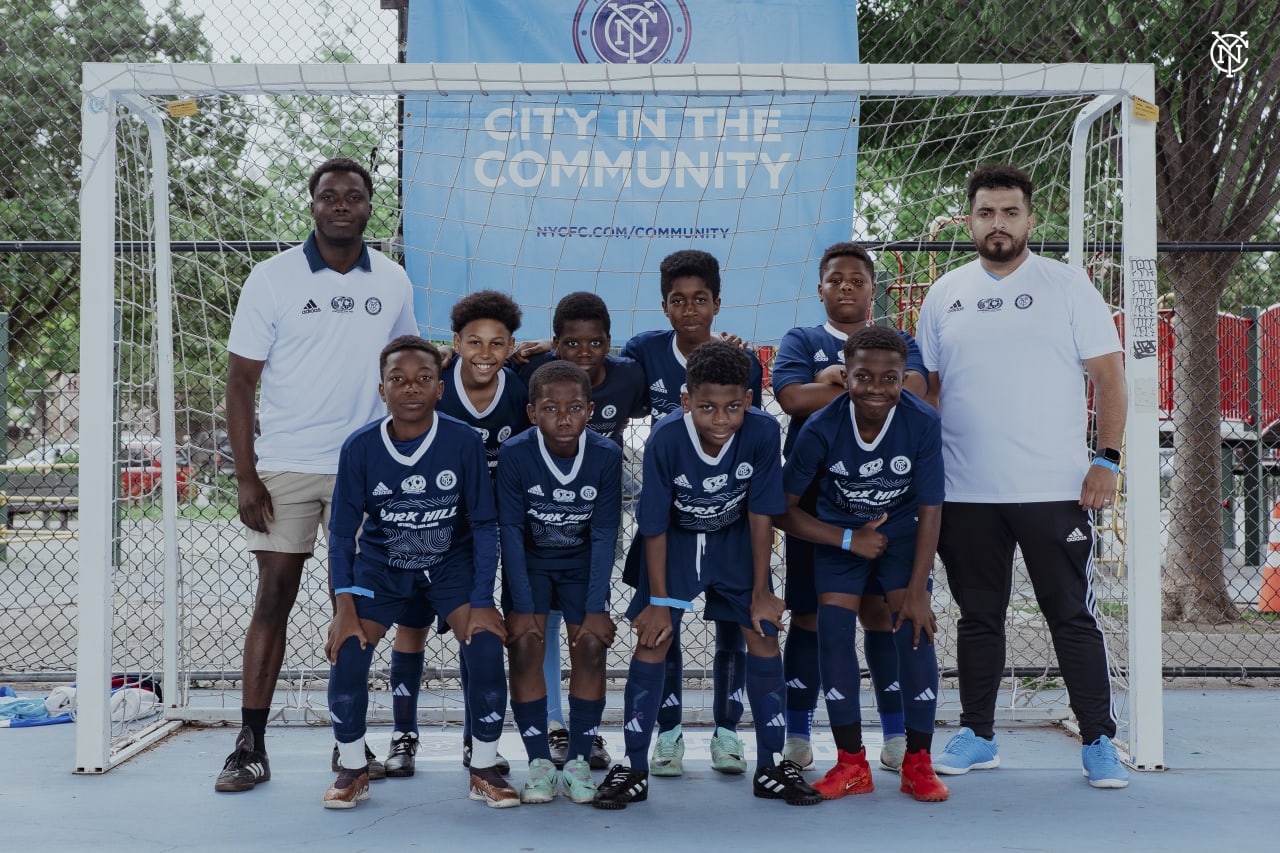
[323,336,517,809]
[593,341,822,810]
[619,250,763,777]
[515,292,646,770]
[772,242,929,772]
[775,325,949,803]
[384,291,528,779]
[500,361,624,804]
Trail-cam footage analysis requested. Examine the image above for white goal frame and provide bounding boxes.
[78,62,1161,773]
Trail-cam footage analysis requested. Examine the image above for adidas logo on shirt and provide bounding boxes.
[824,687,846,701]
[302,298,321,315]
[673,474,692,489]
[814,349,829,363]
[828,460,849,476]
[913,687,937,702]
[373,482,393,496]
[947,300,963,313]
[650,378,668,394]
[1066,527,1088,543]
[528,484,545,496]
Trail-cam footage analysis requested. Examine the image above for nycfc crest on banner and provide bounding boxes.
[404,1,859,342]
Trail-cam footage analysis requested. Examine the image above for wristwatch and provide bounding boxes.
[1093,447,1121,464]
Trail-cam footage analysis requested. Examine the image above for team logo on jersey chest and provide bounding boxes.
[977,297,1003,312]
[735,463,753,480]
[474,427,490,442]
[581,485,598,500]
[859,458,883,478]
[402,474,427,494]
[890,455,912,475]
[497,426,512,442]
[1015,294,1033,309]
[703,473,729,493]
[365,297,382,315]
[435,470,457,490]
[601,404,617,419]
[331,296,355,313]
[553,488,576,502]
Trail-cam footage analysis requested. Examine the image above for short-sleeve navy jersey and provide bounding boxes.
[637,408,785,599]
[439,361,531,475]
[782,391,944,539]
[621,329,764,420]
[516,352,648,445]
[497,428,623,613]
[329,413,499,606]
[772,323,927,457]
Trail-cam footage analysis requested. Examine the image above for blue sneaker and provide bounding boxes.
[933,727,1000,775]
[1081,736,1129,788]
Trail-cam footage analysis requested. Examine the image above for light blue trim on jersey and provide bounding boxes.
[649,597,695,610]
[682,411,736,466]
[450,360,508,420]
[536,429,586,485]
[334,586,376,598]
[850,399,898,452]
[379,414,439,466]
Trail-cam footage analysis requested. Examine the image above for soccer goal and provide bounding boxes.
[77,62,1161,773]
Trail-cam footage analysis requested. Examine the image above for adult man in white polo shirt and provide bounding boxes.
[916,164,1130,788]
[216,158,417,793]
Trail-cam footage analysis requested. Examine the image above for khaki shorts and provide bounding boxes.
[244,471,337,554]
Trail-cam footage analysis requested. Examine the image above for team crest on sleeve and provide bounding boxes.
[735,463,753,480]
[497,426,512,442]
[601,404,617,419]
[402,474,428,494]
[858,458,883,478]
[435,470,457,490]
[890,456,912,475]
[702,474,729,493]
[581,485,598,500]
[553,488,576,502]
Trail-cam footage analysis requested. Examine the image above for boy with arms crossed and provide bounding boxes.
[775,325,948,802]
[593,341,821,810]
[500,361,624,804]
[323,337,516,809]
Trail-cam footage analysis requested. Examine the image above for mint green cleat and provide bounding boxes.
[561,758,597,804]
[650,725,685,777]
[710,727,747,775]
[519,758,558,804]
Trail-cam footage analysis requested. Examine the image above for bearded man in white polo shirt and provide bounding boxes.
[916,164,1130,789]
[215,158,417,793]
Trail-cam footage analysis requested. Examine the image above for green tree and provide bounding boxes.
[860,0,1280,623]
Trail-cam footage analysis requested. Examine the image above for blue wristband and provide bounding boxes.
[841,529,854,551]
[650,596,694,610]
[1091,457,1121,474]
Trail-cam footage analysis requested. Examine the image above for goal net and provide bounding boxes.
[76,62,1159,772]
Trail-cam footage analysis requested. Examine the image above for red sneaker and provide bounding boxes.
[900,749,950,802]
[812,747,874,799]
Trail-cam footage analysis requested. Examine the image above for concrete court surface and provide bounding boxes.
[0,687,1273,852]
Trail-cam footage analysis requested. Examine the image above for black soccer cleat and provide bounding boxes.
[548,725,570,769]
[384,732,419,778]
[592,764,649,810]
[214,725,271,793]
[753,760,824,806]
[331,742,386,780]
[462,737,511,775]
[589,735,612,771]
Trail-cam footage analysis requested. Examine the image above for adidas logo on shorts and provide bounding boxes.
[885,681,900,692]
[786,678,807,689]
[766,713,786,727]
[522,726,543,738]
[1066,527,1088,543]
[728,688,744,705]
[373,482,393,496]
[828,461,849,476]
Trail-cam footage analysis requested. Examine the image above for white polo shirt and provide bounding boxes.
[917,252,1121,502]
[227,235,418,474]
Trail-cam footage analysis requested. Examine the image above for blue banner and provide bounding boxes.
[404,0,858,343]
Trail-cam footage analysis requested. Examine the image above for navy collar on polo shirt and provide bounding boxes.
[302,231,372,274]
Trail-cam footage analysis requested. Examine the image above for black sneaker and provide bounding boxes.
[331,742,386,780]
[385,732,419,778]
[589,735,611,771]
[753,760,823,806]
[591,764,649,810]
[214,725,270,792]
[462,737,511,775]
[548,725,569,769]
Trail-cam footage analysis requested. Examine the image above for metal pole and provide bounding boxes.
[1243,306,1264,566]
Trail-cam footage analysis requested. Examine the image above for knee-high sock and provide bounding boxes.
[389,649,424,735]
[746,653,786,769]
[892,614,939,738]
[568,694,607,763]
[818,604,862,730]
[462,631,506,745]
[329,636,376,749]
[656,620,683,733]
[713,621,746,731]
[511,696,551,762]
[864,628,905,739]
[458,639,471,739]
[622,658,665,772]
[783,625,819,739]
[543,610,565,727]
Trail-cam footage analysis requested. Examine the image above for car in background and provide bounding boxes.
[120,438,197,502]
[15,442,78,466]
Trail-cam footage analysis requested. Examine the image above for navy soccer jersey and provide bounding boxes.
[621,329,764,420]
[516,352,649,445]
[782,390,944,539]
[773,323,927,457]
[497,428,623,614]
[328,413,499,608]
[439,361,530,475]
[636,408,785,603]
